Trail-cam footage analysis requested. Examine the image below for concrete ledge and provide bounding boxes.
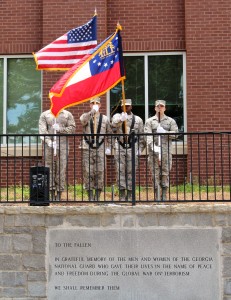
[1,203,231,215]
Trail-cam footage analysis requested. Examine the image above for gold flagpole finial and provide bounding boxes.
[94,8,97,15]
[117,22,122,31]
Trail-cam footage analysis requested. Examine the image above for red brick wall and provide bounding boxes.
[0,0,43,53]
[0,157,43,187]
[184,0,231,180]
[185,0,231,132]
[107,0,185,51]
[1,0,229,131]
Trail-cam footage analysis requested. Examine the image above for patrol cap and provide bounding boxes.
[90,97,101,104]
[120,99,132,106]
[155,100,166,106]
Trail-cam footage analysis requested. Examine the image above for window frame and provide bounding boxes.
[0,55,43,146]
[107,51,187,132]
[107,51,187,155]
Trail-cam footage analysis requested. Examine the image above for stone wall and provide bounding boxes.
[0,204,231,299]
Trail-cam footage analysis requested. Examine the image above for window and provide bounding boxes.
[0,59,3,134]
[0,56,42,143]
[109,52,186,132]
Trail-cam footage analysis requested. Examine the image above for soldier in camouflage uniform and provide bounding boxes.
[111,99,146,201]
[80,97,112,201]
[144,100,178,201]
[39,109,76,201]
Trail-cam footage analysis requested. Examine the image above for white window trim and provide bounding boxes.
[0,145,42,157]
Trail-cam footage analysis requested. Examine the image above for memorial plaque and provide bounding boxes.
[48,228,220,300]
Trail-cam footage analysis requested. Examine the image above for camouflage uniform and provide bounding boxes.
[39,110,76,194]
[144,114,178,190]
[80,110,111,198]
[111,112,146,199]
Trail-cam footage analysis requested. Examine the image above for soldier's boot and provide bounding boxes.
[162,187,167,201]
[50,190,56,201]
[87,190,94,201]
[127,190,132,201]
[56,191,62,202]
[119,189,126,201]
[94,189,102,201]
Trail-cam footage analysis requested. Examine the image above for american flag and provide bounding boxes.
[33,15,97,71]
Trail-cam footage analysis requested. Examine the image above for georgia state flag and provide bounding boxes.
[49,27,125,117]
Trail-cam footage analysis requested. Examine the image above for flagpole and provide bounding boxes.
[158,108,161,163]
[121,79,127,135]
[117,22,127,136]
[158,107,161,200]
[54,118,57,157]
[94,99,97,144]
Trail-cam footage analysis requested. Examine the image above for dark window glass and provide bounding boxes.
[110,56,145,120]
[109,54,184,132]
[148,55,183,130]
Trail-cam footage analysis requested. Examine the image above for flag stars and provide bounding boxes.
[88,35,121,74]
[67,22,94,43]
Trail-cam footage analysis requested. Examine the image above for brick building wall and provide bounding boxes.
[107,0,185,51]
[1,0,229,128]
[0,0,42,54]
[185,0,230,132]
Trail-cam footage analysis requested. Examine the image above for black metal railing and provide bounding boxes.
[0,132,231,204]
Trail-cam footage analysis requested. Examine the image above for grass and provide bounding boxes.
[0,184,230,202]
[170,183,231,193]
[168,184,231,201]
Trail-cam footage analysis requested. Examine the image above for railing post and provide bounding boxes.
[131,129,136,205]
